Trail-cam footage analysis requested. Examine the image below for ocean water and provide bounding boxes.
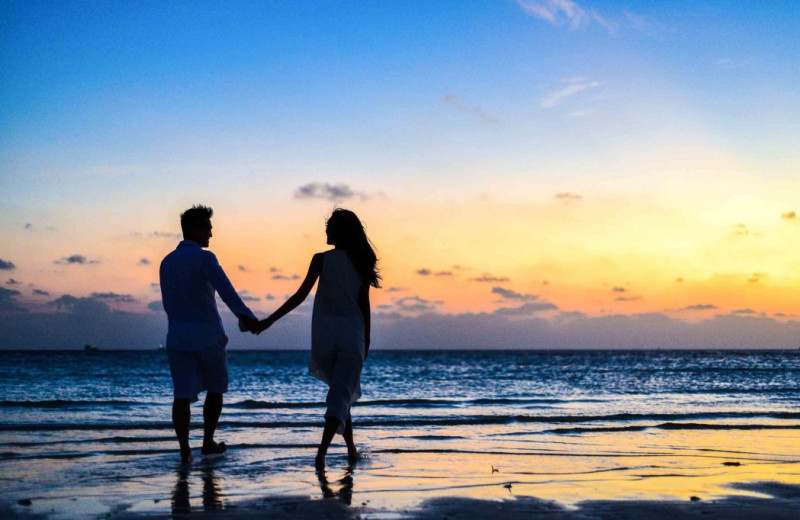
[1,349,799,516]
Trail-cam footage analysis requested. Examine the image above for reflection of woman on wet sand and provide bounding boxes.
[258,208,380,468]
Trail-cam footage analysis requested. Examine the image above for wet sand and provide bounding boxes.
[3,434,799,520]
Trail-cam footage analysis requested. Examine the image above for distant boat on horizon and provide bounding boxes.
[84,344,99,352]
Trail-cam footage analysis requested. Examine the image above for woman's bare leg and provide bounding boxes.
[343,416,358,460]
[316,416,339,469]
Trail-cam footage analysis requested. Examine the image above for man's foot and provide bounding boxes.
[180,448,194,465]
[201,441,227,458]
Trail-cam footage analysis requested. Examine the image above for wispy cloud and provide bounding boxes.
[416,268,432,276]
[6,279,21,285]
[32,289,50,296]
[0,259,16,270]
[541,78,601,108]
[137,258,150,266]
[443,94,499,125]
[782,211,797,220]
[517,0,589,29]
[295,182,366,202]
[518,0,614,33]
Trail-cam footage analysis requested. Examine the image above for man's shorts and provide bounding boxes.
[167,337,228,402]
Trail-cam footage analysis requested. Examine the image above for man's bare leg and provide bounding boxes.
[172,398,193,463]
[202,392,226,455]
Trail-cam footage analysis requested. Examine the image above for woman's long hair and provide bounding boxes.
[326,208,381,288]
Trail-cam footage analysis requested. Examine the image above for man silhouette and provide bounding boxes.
[160,204,259,464]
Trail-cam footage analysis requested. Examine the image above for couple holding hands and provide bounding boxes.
[159,205,380,467]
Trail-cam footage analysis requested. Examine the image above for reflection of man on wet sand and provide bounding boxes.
[171,465,222,515]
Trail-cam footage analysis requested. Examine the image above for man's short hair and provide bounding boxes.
[180,205,214,235]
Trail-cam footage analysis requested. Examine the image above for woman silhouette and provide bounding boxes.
[258,208,380,468]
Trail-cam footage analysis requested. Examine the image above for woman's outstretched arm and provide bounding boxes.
[257,253,324,333]
[357,283,371,359]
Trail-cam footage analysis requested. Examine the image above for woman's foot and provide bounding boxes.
[346,445,359,462]
[315,451,327,469]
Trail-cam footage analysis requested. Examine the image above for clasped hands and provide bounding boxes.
[237,315,274,335]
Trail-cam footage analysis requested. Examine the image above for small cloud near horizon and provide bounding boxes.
[416,269,431,276]
[32,289,50,296]
[137,258,150,266]
[150,231,182,239]
[238,290,260,302]
[55,255,99,265]
[681,304,718,311]
[492,287,538,302]
[91,292,137,303]
[6,278,21,285]
[473,274,510,283]
[295,182,366,202]
[272,274,301,281]
[782,211,796,220]
[494,301,559,316]
[555,192,583,202]
[395,296,438,313]
[0,259,16,270]
[0,287,25,312]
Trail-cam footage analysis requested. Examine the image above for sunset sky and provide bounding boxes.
[1,1,798,349]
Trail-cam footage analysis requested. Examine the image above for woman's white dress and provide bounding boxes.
[309,249,365,432]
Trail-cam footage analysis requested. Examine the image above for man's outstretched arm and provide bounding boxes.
[204,254,259,332]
